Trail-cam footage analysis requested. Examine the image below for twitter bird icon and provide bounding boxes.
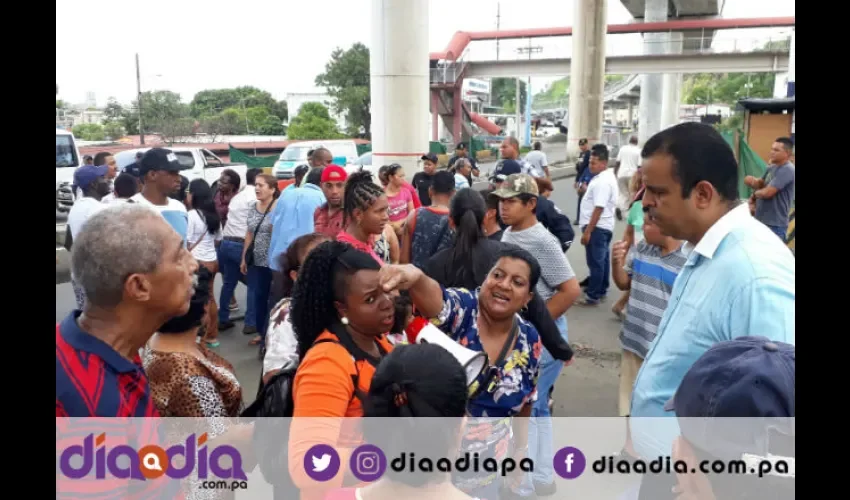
[312,454,331,472]
[304,444,341,482]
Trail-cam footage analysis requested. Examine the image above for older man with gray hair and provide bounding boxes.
[56,204,199,417]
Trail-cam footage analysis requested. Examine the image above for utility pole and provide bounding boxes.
[517,44,542,147]
[515,79,521,140]
[495,2,501,60]
[136,53,144,145]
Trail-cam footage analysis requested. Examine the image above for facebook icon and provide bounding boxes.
[553,446,587,479]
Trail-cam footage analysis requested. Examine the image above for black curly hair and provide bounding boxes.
[342,170,385,225]
[290,240,382,359]
[274,232,331,299]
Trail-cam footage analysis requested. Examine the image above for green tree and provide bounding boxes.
[315,43,370,137]
[532,75,625,104]
[122,90,193,142]
[56,100,65,109]
[190,87,274,117]
[715,112,744,133]
[72,123,106,141]
[682,72,775,105]
[286,102,343,140]
[103,121,125,140]
[491,78,527,113]
[190,87,288,135]
[104,97,124,123]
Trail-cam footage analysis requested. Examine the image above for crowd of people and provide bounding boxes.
[57,122,795,500]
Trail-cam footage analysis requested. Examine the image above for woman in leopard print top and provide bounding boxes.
[143,268,250,500]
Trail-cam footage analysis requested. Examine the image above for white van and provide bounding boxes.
[56,129,81,220]
[272,139,360,179]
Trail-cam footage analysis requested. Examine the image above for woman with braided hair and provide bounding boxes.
[336,170,398,264]
[287,240,396,499]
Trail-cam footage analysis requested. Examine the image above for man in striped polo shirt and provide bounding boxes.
[611,217,686,454]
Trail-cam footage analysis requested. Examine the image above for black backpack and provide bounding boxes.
[240,327,387,486]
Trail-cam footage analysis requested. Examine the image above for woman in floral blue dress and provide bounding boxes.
[378,245,543,499]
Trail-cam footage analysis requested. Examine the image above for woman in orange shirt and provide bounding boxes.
[287,240,396,499]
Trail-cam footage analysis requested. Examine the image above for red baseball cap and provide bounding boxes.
[321,165,348,183]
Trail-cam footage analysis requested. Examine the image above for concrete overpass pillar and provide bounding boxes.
[370,0,429,178]
[661,32,683,130]
[566,0,608,160]
[638,0,666,145]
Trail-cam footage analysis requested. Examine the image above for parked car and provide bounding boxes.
[56,129,81,222]
[114,147,248,191]
[272,139,360,179]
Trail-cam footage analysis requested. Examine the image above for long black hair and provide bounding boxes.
[274,232,331,299]
[447,188,487,286]
[188,179,221,235]
[290,240,382,359]
[343,170,385,225]
[363,343,468,486]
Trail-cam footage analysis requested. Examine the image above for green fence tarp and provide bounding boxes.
[357,142,442,156]
[721,130,768,199]
[429,141,447,155]
[229,145,278,169]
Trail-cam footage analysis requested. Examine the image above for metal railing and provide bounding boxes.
[430,62,467,85]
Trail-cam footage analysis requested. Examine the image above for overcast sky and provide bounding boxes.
[56,0,794,107]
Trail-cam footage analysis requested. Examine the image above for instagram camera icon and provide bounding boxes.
[350,444,386,482]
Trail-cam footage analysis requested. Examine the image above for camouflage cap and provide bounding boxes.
[491,173,539,198]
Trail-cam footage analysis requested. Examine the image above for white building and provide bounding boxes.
[285,92,347,132]
[462,78,491,113]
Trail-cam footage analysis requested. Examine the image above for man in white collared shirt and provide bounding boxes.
[217,168,261,330]
[629,123,795,500]
[578,143,619,305]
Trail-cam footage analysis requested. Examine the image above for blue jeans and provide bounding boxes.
[583,226,613,302]
[247,265,273,345]
[516,316,568,495]
[766,224,787,242]
[217,240,250,324]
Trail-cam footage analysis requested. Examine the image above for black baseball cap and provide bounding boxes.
[139,148,186,176]
[491,159,524,183]
[455,142,468,150]
[421,153,438,163]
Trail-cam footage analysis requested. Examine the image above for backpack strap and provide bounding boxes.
[314,328,388,404]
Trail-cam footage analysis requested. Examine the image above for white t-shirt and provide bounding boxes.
[524,150,549,178]
[100,193,132,204]
[67,197,107,239]
[579,168,619,232]
[454,173,470,190]
[186,210,221,262]
[616,144,642,179]
[130,193,189,243]
[222,186,257,238]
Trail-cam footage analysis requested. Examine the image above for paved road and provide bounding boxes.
[55,172,624,417]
